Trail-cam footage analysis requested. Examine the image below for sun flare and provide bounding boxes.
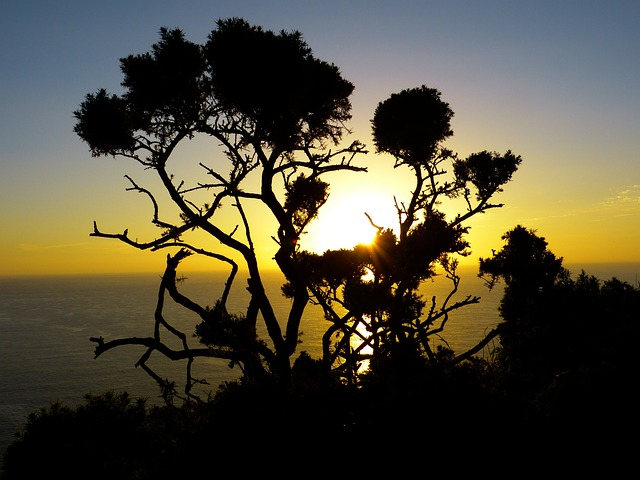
[302,191,398,254]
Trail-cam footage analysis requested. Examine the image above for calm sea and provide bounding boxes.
[1,262,637,457]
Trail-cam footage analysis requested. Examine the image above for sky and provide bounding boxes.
[1,0,639,276]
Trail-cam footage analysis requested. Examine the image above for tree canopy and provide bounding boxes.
[73,18,521,399]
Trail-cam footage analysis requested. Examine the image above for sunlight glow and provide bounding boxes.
[301,191,398,254]
[351,315,373,373]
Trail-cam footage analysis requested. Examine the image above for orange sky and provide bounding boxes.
[1,1,639,276]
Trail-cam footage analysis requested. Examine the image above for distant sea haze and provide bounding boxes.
[0,262,637,456]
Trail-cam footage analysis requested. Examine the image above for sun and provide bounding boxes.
[301,190,398,253]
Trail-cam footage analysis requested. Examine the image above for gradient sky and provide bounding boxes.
[1,0,639,276]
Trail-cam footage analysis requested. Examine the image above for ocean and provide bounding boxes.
[1,262,637,458]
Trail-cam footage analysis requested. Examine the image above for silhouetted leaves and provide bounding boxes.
[454,150,522,201]
[73,89,137,156]
[120,27,207,125]
[284,174,329,230]
[400,213,470,281]
[205,18,354,149]
[196,300,252,348]
[479,225,567,293]
[368,228,398,276]
[284,249,366,295]
[74,18,354,158]
[371,85,453,163]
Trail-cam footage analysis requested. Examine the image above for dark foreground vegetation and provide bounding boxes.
[3,235,639,476]
[3,18,638,476]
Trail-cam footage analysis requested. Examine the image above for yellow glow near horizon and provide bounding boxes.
[301,189,399,254]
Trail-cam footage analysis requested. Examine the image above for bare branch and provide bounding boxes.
[124,175,174,230]
[454,328,499,364]
[90,221,191,250]
[364,212,384,233]
[90,335,236,362]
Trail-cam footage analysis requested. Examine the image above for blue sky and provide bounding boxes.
[1,0,639,275]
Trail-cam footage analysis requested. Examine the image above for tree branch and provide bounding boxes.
[89,335,237,362]
[454,328,499,364]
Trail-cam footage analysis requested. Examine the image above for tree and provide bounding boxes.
[479,225,571,370]
[290,86,522,382]
[74,19,522,399]
[479,226,640,429]
[74,18,366,398]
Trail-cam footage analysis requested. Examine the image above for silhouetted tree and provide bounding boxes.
[479,225,571,371]
[11,17,635,478]
[479,225,640,429]
[74,19,521,399]
[74,18,366,397]
[293,86,522,382]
